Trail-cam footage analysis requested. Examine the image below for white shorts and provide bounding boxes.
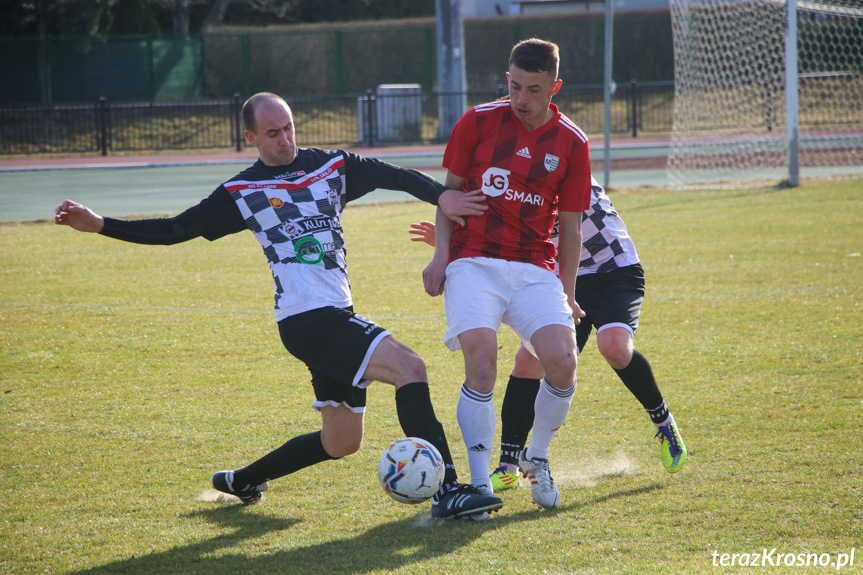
[443,257,575,354]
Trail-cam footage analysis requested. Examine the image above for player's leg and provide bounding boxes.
[320,403,365,457]
[597,325,667,423]
[440,258,510,495]
[598,326,686,472]
[212,307,371,504]
[492,345,542,491]
[362,334,457,486]
[594,264,686,472]
[211,382,355,505]
[528,323,578,461]
[363,321,504,519]
[213,402,358,503]
[456,327,499,494]
[511,324,576,509]
[503,264,578,509]
[494,302,593,492]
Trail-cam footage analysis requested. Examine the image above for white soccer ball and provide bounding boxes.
[378,437,445,504]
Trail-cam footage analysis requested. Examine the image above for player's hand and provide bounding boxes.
[54,200,105,233]
[409,221,436,247]
[437,189,487,227]
[569,298,586,325]
[422,257,447,297]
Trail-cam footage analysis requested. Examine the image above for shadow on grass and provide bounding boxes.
[72,484,661,575]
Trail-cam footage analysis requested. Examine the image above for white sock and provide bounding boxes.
[653,412,675,429]
[526,377,575,461]
[457,384,495,493]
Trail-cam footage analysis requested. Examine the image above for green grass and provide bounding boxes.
[1,180,861,574]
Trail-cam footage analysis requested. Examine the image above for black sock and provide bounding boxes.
[499,375,541,466]
[232,430,336,488]
[613,350,668,424]
[394,381,458,491]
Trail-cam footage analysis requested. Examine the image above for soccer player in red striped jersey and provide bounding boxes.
[423,39,590,510]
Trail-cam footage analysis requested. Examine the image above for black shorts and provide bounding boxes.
[574,263,645,353]
[278,306,390,413]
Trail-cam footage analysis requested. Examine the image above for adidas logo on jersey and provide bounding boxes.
[516,147,532,159]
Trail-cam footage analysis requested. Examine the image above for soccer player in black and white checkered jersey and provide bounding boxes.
[410,177,688,491]
[54,92,503,520]
[489,177,688,489]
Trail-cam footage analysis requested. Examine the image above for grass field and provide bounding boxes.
[1,180,861,574]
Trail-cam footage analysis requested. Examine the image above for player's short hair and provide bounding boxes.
[509,38,560,81]
[242,92,289,133]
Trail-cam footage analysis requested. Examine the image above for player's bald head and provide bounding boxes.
[242,92,290,133]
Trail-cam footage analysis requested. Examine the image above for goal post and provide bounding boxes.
[667,0,863,190]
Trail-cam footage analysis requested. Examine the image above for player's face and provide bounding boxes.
[246,100,297,166]
[507,65,562,131]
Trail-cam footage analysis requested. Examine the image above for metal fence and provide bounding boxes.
[0,82,674,156]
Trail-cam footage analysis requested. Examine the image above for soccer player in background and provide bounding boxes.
[54,92,504,521]
[422,38,590,509]
[410,177,688,494]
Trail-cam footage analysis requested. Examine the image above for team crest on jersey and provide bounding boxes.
[269,197,284,209]
[281,221,302,238]
[328,189,339,205]
[544,154,560,172]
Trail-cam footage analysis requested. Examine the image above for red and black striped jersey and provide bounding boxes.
[443,101,591,271]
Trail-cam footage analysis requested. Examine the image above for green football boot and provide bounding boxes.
[655,421,687,473]
[489,465,520,491]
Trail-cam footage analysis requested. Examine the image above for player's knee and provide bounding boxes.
[375,337,428,385]
[323,433,363,458]
[399,349,428,383]
[597,328,633,370]
[543,352,577,385]
[469,363,497,390]
[599,343,632,370]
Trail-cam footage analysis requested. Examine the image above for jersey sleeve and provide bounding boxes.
[99,186,245,245]
[442,108,478,180]
[557,140,592,213]
[342,151,447,205]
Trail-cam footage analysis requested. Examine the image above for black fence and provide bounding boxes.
[0,82,674,156]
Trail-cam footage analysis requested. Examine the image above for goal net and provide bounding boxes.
[667,0,863,189]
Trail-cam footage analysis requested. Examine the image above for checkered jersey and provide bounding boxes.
[443,101,592,272]
[550,177,640,275]
[223,152,353,321]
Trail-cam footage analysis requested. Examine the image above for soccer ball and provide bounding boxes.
[378,437,445,504]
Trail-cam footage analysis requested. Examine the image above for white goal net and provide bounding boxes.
[668,0,863,189]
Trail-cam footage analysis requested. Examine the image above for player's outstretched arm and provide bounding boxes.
[54,200,104,233]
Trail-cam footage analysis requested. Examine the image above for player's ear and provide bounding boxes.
[551,79,563,96]
[245,129,257,146]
